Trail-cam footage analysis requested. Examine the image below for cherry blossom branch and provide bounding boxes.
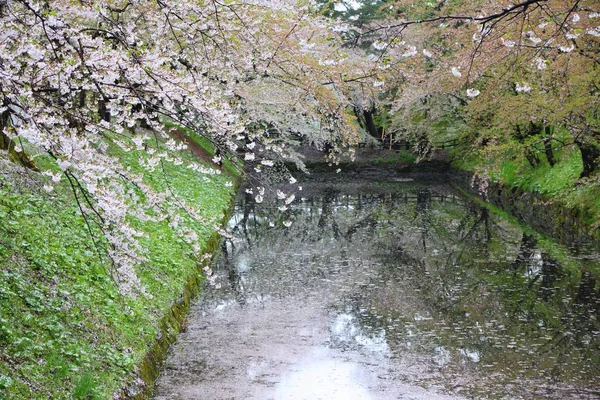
[64,170,112,275]
[265,17,301,70]
[364,0,549,36]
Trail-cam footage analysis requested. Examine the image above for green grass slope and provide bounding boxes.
[0,130,239,399]
[450,137,600,235]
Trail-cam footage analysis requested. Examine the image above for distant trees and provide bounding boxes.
[339,0,599,175]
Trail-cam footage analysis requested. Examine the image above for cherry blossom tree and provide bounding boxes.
[344,0,599,174]
[0,0,384,294]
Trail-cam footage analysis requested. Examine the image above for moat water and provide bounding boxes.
[153,175,600,399]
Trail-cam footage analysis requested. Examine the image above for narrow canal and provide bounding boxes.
[152,176,600,399]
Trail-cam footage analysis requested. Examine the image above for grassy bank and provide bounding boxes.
[449,138,600,237]
[0,129,240,399]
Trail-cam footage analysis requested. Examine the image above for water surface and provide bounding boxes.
[153,177,600,399]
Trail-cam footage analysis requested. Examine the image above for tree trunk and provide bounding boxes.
[0,103,8,133]
[0,106,39,170]
[524,148,540,168]
[528,121,544,136]
[362,108,380,140]
[78,90,86,108]
[514,124,541,168]
[514,124,525,142]
[543,136,555,167]
[98,100,110,122]
[577,140,600,178]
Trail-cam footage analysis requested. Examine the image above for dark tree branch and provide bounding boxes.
[362,0,549,36]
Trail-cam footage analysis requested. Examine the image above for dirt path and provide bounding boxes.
[168,128,221,168]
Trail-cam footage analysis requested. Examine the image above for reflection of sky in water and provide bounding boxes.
[273,349,374,400]
[330,312,390,358]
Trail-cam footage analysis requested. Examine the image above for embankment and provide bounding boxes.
[0,129,240,399]
[451,169,599,250]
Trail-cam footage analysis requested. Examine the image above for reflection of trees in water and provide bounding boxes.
[508,233,565,304]
[511,233,537,276]
[574,271,597,308]
[345,214,377,241]
[571,271,600,343]
[505,233,600,330]
[539,254,560,301]
[218,187,391,302]
[230,185,478,257]
[335,189,600,392]
[317,188,342,239]
[221,182,600,391]
[448,224,600,387]
[415,189,431,251]
[230,192,256,248]
[220,238,246,305]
